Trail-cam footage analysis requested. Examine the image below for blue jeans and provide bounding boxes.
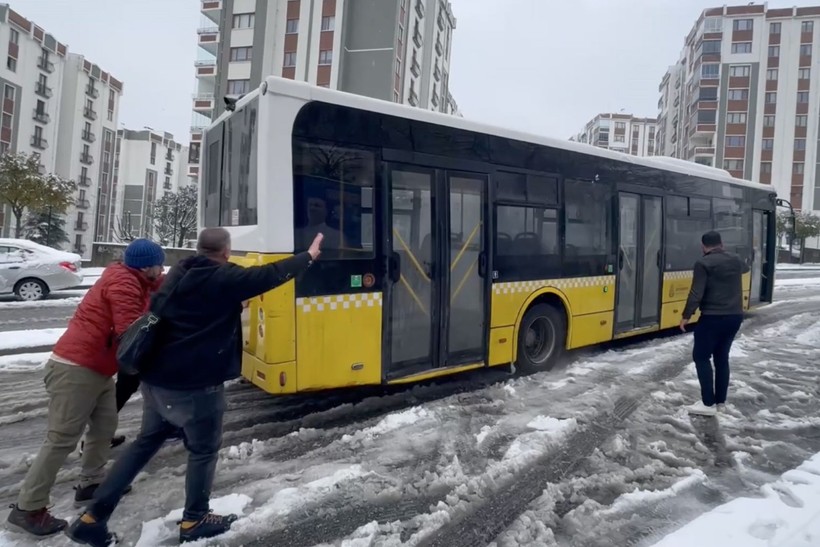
[693,314,743,406]
[87,383,225,522]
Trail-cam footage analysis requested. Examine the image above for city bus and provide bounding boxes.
[199,76,777,396]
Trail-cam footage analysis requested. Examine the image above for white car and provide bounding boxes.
[0,238,84,301]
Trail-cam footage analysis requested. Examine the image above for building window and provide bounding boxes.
[614,135,625,142]
[803,20,814,33]
[229,47,252,62]
[150,142,157,165]
[321,16,335,31]
[6,56,15,72]
[319,50,333,65]
[767,68,779,80]
[725,135,745,147]
[764,115,776,127]
[733,19,753,31]
[727,89,748,100]
[286,18,298,33]
[724,159,744,171]
[795,139,807,151]
[232,13,254,29]
[770,22,781,34]
[794,162,805,175]
[729,65,751,77]
[796,115,808,127]
[762,138,774,150]
[704,17,722,33]
[226,79,250,95]
[731,42,752,54]
[283,52,296,67]
[768,45,780,57]
[761,162,772,174]
[8,28,18,44]
[799,68,811,80]
[800,44,813,56]
[701,63,720,79]
[765,92,777,104]
[614,121,626,130]
[4,85,14,101]
[702,40,721,54]
[797,91,810,103]
[727,112,747,124]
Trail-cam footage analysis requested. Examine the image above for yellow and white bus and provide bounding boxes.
[200,77,777,396]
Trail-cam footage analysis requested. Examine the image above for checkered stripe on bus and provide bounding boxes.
[296,293,383,313]
[663,271,693,281]
[492,276,616,295]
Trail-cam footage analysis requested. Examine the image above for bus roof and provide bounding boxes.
[213,77,773,195]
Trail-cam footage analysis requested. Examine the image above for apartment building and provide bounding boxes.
[112,129,191,242]
[657,4,820,214]
[0,4,123,259]
[572,113,658,157]
[189,0,459,183]
[55,54,122,256]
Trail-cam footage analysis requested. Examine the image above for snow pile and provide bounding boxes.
[652,452,820,547]
[0,352,49,372]
[0,328,64,351]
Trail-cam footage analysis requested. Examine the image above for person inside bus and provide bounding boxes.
[296,195,345,251]
[65,228,324,547]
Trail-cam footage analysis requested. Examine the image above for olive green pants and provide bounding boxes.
[17,360,117,511]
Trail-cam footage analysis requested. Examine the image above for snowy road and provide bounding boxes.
[0,270,819,546]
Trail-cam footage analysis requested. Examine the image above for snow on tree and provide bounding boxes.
[152,184,198,247]
[0,152,76,237]
[778,209,820,263]
[21,209,70,249]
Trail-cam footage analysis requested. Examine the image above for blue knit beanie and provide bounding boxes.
[124,239,165,269]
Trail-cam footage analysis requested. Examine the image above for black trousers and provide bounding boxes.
[692,314,743,406]
[115,373,141,413]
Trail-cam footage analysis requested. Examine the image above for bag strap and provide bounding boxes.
[150,272,184,318]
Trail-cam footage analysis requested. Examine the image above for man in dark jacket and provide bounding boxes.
[680,230,750,417]
[66,228,322,546]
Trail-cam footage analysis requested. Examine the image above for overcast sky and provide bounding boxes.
[17,0,820,144]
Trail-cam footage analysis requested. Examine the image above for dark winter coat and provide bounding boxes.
[140,252,313,390]
[682,249,751,320]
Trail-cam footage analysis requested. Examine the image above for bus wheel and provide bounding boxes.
[516,303,566,373]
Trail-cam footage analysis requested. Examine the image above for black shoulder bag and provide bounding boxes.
[116,280,181,376]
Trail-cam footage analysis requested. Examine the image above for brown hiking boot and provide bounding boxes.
[6,504,67,536]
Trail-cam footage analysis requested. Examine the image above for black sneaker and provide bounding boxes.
[73,484,132,507]
[6,504,67,536]
[64,516,117,547]
[178,512,238,543]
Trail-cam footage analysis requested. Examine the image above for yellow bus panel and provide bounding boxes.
[488,326,514,366]
[570,311,615,348]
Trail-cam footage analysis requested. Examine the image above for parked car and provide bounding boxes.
[0,238,83,301]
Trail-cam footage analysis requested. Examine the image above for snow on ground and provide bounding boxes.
[0,352,49,372]
[652,452,820,547]
[0,328,64,351]
[0,274,818,546]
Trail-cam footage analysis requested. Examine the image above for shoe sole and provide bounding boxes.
[64,528,116,547]
[5,521,66,537]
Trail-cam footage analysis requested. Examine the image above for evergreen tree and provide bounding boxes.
[22,208,70,249]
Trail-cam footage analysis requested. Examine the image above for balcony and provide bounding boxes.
[433,64,441,81]
[435,39,443,56]
[82,130,96,143]
[192,93,215,113]
[166,150,174,161]
[413,29,423,48]
[195,59,217,79]
[78,176,91,187]
[437,14,445,32]
[201,0,222,23]
[84,107,97,120]
[197,27,220,55]
[35,82,53,98]
[86,84,99,98]
[30,136,48,150]
[74,221,89,231]
[163,182,172,190]
[415,0,424,18]
[32,109,50,123]
[37,56,55,73]
[692,146,716,156]
[408,89,419,106]
[76,199,90,209]
[164,165,174,175]
[73,244,87,254]
[410,58,420,77]
[80,153,93,165]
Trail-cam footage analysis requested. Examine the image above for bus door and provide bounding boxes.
[383,163,488,378]
[615,192,663,333]
[751,210,770,303]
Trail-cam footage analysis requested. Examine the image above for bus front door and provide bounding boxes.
[616,192,663,333]
[383,163,488,379]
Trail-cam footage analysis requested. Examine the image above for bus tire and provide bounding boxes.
[516,303,566,373]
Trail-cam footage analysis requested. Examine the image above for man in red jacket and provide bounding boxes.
[6,239,165,538]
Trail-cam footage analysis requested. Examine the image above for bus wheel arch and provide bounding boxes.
[513,291,570,373]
